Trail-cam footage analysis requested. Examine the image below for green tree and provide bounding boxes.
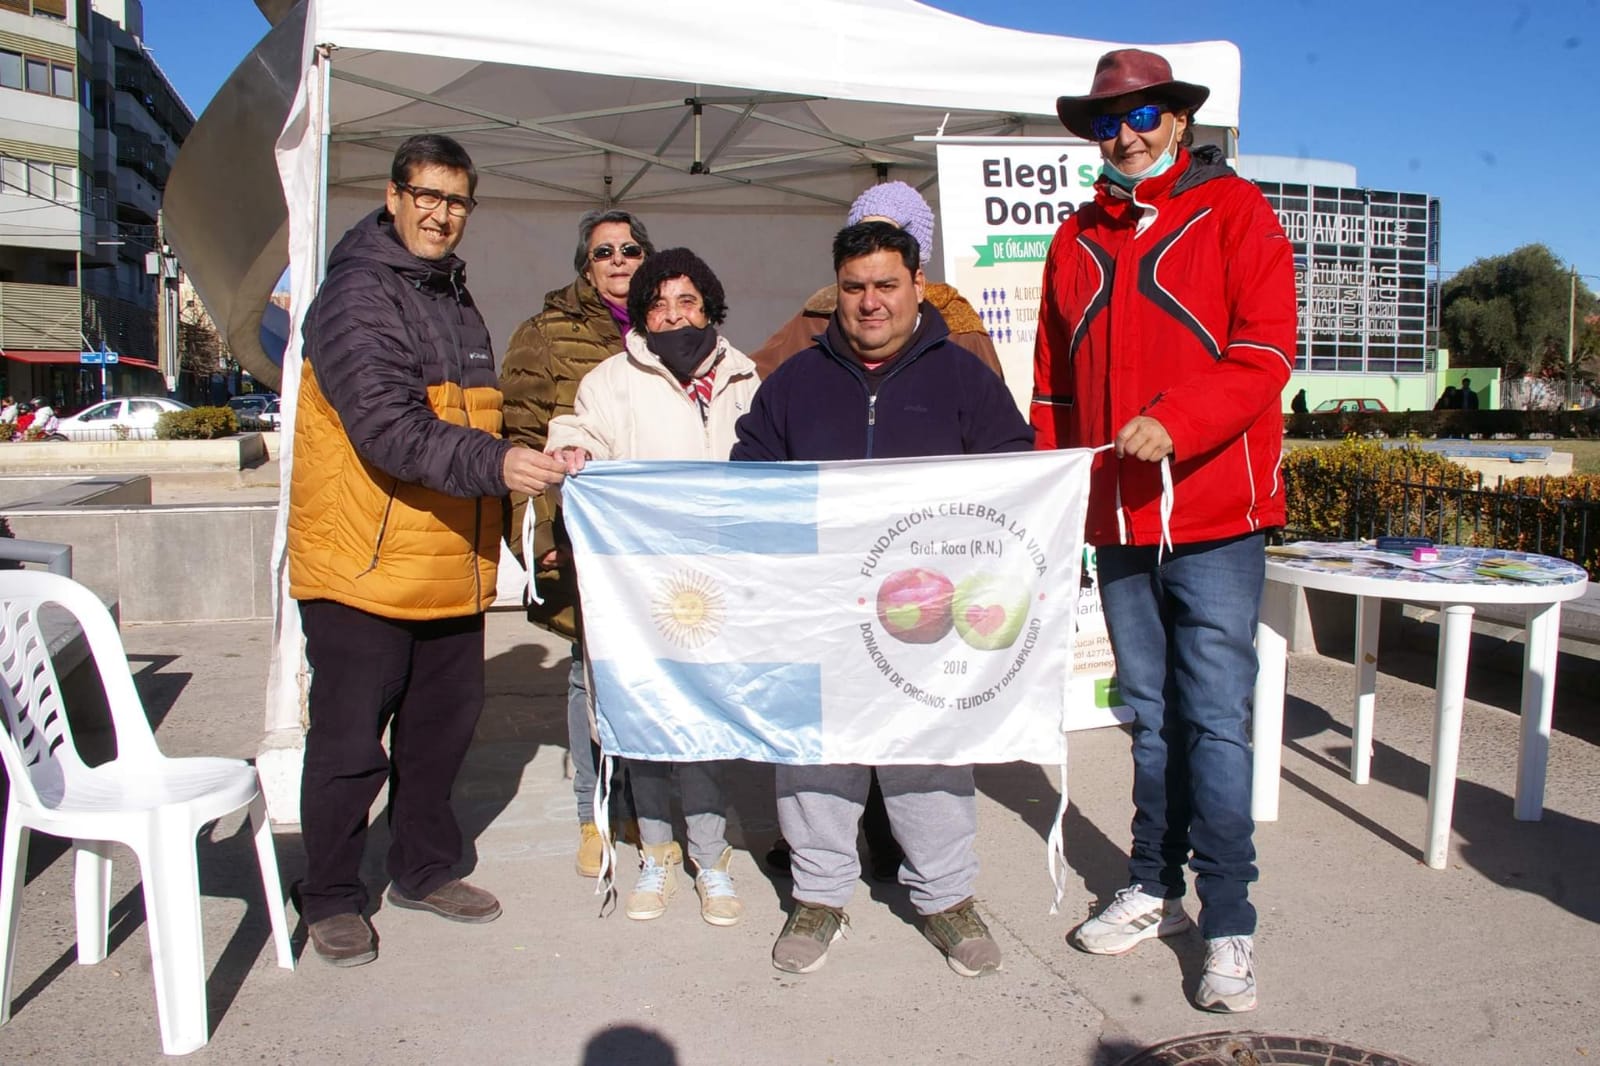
[1439,244,1598,380]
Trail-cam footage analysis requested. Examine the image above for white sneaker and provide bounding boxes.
[1195,934,1257,1013]
[1069,884,1193,955]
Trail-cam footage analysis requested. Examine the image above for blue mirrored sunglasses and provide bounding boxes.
[1089,104,1165,141]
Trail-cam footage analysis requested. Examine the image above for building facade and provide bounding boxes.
[1238,156,1444,412]
[0,0,189,410]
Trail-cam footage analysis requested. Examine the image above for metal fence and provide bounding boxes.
[1286,466,1600,579]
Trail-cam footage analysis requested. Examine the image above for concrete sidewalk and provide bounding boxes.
[1,610,1597,1064]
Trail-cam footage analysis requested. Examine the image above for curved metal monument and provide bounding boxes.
[162,2,304,392]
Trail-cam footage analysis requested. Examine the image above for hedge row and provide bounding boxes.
[1281,439,1600,578]
[1287,408,1600,440]
[155,406,239,440]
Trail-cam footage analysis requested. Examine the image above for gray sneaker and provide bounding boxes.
[772,903,848,974]
[1195,934,1257,1012]
[1069,884,1192,955]
[922,898,1002,977]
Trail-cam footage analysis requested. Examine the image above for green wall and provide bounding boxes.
[1281,350,1502,412]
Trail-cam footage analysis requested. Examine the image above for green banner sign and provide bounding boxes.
[973,234,1055,267]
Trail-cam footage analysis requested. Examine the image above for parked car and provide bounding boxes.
[1311,397,1389,413]
[259,398,282,429]
[227,394,278,430]
[227,394,274,415]
[51,397,193,441]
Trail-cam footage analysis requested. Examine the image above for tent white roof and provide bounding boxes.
[308,0,1240,213]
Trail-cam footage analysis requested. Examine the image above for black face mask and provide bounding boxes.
[647,323,719,383]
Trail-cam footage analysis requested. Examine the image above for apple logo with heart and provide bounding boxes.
[951,572,1030,651]
[875,567,955,644]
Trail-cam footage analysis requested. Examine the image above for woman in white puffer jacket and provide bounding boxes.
[547,247,759,929]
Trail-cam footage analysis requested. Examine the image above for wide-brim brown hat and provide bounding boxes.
[1055,48,1210,140]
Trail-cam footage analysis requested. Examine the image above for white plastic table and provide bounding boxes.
[1251,543,1589,868]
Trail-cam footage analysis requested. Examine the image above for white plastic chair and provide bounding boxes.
[0,570,293,1056]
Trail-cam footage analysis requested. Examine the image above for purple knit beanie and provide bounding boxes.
[847,181,934,265]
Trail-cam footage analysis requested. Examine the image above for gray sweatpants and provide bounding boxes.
[630,759,730,872]
[777,763,978,915]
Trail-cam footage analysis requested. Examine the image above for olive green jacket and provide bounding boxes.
[500,275,625,637]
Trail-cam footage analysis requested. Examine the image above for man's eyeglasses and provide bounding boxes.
[1088,105,1166,142]
[590,242,645,263]
[394,182,477,217]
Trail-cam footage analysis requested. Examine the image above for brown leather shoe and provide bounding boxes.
[307,913,377,967]
[385,878,502,923]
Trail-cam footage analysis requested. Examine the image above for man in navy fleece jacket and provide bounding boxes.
[732,221,1032,979]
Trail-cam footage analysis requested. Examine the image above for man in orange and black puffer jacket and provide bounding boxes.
[288,134,566,969]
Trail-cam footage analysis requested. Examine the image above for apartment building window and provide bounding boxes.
[26,159,53,199]
[0,156,24,195]
[0,49,76,99]
[0,0,69,16]
[0,155,78,203]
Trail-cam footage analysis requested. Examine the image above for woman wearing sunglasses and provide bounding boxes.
[501,209,656,878]
[1034,49,1297,1014]
[546,248,759,928]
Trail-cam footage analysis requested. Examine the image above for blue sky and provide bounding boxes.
[142,0,1598,283]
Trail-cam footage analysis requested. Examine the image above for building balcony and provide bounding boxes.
[0,280,81,350]
[0,281,155,361]
[0,195,90,254]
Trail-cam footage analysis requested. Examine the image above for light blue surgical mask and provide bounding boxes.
[1100,124,1180,189]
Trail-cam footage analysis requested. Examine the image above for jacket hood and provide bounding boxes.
[1170,144,1235,195]
[544,273,619,321]
[329,208,468,291]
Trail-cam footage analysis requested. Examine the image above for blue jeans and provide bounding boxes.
[569,642,633,827]
[1096,533,1263,938]
[568,643,600,824]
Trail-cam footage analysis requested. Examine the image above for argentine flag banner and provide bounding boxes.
[560,449,1094,767]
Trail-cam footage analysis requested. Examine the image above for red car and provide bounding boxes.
[1311,397,1389,413]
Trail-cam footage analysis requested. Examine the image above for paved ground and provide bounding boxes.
[147,457,281,507]
[1,610,1598,1064]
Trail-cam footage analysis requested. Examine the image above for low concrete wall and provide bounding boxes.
[6,502,277,622]
[1453,453,1575,483]
[0,434,267,473]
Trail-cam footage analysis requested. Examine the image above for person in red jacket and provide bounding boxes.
[1034,49,1296,1014]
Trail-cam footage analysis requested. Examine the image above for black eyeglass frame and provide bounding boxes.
[393,181,478,217]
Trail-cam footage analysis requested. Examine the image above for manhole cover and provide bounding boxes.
[1117,1031,1426,1066]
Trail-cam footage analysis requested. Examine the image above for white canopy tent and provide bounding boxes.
[255,0,1242,821]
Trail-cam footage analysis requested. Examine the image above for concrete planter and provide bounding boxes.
[0,433,268,472]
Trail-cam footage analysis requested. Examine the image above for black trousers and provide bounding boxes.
[297,599,486,924]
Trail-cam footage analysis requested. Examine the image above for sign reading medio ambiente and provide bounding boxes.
[1254,182,1439,375]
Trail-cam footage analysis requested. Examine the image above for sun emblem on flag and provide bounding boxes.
[651,570,726,648]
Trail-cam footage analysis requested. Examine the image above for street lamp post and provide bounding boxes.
[146,214,181,397]
[1568,267,1578,408]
